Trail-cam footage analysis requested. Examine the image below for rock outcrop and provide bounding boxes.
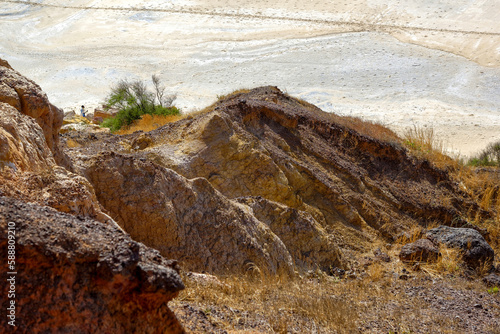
[399,238,440,263]
[65,86,488,275]
[0,104,55,172]
[83,151,308,275]
[426,226,495,269]
[0,59,69,168]
[236,196,343,272]
[0,196,184,333]
[0,59,112,224]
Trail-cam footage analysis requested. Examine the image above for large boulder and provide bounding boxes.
[426,226,495,269]
[0,196,184,333]
[0,58,69,168]
[399,238,440,263]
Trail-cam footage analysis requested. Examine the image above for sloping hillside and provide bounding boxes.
[66,86,489,274]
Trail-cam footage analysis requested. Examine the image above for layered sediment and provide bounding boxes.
[66,86,486,274]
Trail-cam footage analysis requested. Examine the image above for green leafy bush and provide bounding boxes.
[101,75,179,132]
[468,141,500,167]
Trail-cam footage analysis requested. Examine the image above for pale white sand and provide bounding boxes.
[0,0,499,157]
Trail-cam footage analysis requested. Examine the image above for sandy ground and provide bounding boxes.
[1,0,499,157]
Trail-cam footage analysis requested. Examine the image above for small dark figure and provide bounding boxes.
[80,105,86,117]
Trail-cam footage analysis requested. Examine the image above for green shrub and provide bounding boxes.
[487,286,499,295]
[101,75,179,132]
[468,141,500,167]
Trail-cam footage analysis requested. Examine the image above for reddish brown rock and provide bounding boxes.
[0,196,184,333]
[399,238,440,263]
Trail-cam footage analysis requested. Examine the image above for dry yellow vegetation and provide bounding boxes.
[172,262,499,333]
[115,114,184,135]
[402,125,499,256]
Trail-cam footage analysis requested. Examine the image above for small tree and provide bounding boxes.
[102,75,179,132]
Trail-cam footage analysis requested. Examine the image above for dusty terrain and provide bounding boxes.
[1,0,500,156]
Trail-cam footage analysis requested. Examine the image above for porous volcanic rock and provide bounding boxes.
[0,196,184,333]
[399,238,440,263]
[66,86,488,274]
[426,226,495,269]
[0,58,69,168]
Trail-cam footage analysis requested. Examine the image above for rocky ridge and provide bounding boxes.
[65,86,491,275]
[1,57,498,333]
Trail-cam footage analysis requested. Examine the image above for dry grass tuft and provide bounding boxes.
[65,139,81,148]
[307,106,402,144]
[337,115,402,144]
[216,88,252,101]
[421,247,463,278]
[455,168,500,255]
[115,114,184,135]
[367,262,386,281]
[176,272,360,333]
[173,266,500,333]
[403,125,457,170]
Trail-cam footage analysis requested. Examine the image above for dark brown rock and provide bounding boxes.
[426,226,495,269]
[399,238,440,263]
[0,196,184,333]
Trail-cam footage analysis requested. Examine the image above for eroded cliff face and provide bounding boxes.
[66,86,484,274]
[0,59,69,168]
[0,59,111,224]
[0,197,184,334]
[82,151,331,275]
[0,58,186,333]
